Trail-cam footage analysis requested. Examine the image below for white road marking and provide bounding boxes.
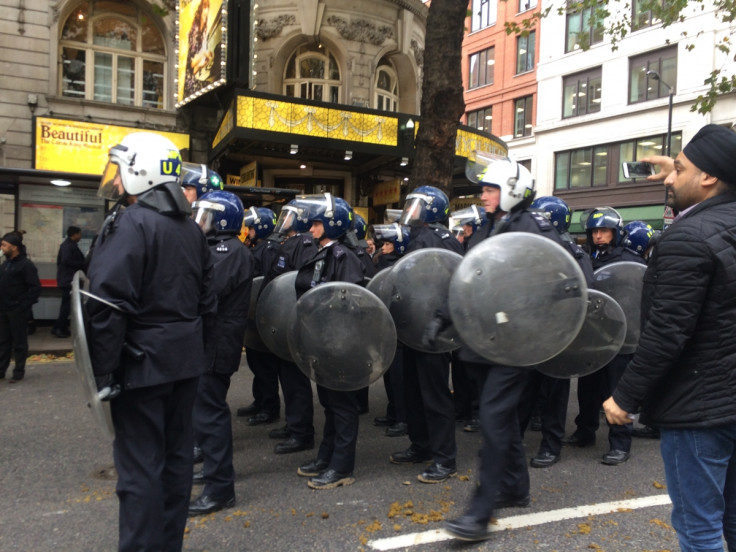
[368,493,672,550]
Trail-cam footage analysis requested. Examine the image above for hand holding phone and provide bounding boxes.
[622,161,656,179]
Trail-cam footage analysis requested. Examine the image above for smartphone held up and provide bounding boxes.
[622,161,655,179]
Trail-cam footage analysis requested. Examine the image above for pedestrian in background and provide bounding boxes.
[52,225,85,338]
[0,232,40,383]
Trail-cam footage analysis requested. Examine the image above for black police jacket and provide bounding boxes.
[207,235,254,375]
[295,241,364,299]
[86,203,216,389]
[0,253,41,313]
[406,223,465,255]
[262,233,316,293]
[56,238,86,288]
[613,191,736,428]
[591,244,645,270]
[251,236,280,278]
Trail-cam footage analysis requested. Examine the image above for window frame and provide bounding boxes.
[632,0,665,31]
[516,31,535,75]
[468,47,496,90]
[565,5,604,53]
[470,0,497,32]
[283,45,342,104]
[562,67,602,119]
[514,95,533,138]
[374,63,399,112]
[628,47,677,105]
[59,2,166,109]
[467,106,493,135]
[518,0,538,13]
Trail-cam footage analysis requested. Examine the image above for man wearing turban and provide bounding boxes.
[0,232,41,382]
[603,124,736,552]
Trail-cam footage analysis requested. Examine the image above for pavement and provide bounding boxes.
[27,324,73,357]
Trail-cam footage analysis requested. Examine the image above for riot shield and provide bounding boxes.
[593,261,646,354]
[365,266,395,307]
[243,276,268,352]
[536,290,627,379]
[256,272,297,361]
[70,271,115,441]
[384,248,463,353]
[448,232,587,366]
[287,282,397,391]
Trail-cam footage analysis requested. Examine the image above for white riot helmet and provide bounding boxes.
[99,132,182,200]
[465,151,534,212]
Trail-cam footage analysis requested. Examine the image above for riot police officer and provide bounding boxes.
[292,194,365,489]
[180,162,224,203]
[390,185,464,484]
[189,191,254,516]
[236,206,282,426]
[519,196,595,469]
[86,133,216,551]
[563,207,646,465]
[262,200,317,453]
[446,154,573,542]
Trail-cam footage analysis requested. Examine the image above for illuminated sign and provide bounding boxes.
[176,0,227,107]
[35,117,190,175]
[373,179,401,206]
[239,161,258,187]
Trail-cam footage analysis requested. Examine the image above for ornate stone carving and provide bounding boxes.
[326,16,394,46]
[256,15,296,41]
[411,39,424,67]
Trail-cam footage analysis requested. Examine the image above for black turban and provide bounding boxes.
[682,124,736,184]
[1,233,22,247]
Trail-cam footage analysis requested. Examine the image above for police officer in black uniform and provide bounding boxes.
[52,225,86,338]
[293,194,366,489]
[263,200,317,453]
[236,206,282,426]
[86,133,216,552]
[371,223,411,437]
[189,191,254,515]
[446,155,574,542]
[563,207,646,465]
[389,185,464,484]
[519,196,595,469]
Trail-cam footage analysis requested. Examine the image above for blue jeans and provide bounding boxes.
[660,426,736,552]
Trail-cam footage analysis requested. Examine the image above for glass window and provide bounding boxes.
[516,32,535,74]
[565,5,604,53]
[629,47,677,104]
[562,67,602,118]
[468,47,495,89]
[283,45,341,103]
[554,132,682,189]
[514,96,533,137]
[632,0,664,30]
[467,107,493,134]
[518,0,538,13]
[375,62,398,112]
[471,0,497,32]
[59,1,167,109]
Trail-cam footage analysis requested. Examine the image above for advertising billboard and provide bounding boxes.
[176,0,226,107]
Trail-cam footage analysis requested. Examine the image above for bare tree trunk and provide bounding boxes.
[412,0,468,199]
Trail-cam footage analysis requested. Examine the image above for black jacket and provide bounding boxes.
[407,223,465,255]
[86,203,216,389]
[295,241,365,299]
[207,235,254,375]
[613,192,736,428]
[0,254,41,313]
[56,238,86,288]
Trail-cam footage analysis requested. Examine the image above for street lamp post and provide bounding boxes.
[646,70,673,156]
[646,69,675,227]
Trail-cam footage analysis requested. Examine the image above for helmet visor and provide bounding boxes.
[384,208,402,223]
[242,206,259,229]
[465,151,509,185]
[99,159,124,201]
[274,205,301,235]
[450,205,483,227]
[372,223,403,244]
[398,196,428,227]
[192,199,225,234]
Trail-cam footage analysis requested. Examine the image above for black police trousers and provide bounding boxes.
[245,348,280,418]
[316,385,360,474]
[111,376,198,552]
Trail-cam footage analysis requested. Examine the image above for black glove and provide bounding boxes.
[95,374,121,401]
[421,310,452,349]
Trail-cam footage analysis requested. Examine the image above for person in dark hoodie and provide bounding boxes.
[0,231,40,382]
[52,225,86,338]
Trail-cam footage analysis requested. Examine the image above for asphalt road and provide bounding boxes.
[0,359,679,552]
